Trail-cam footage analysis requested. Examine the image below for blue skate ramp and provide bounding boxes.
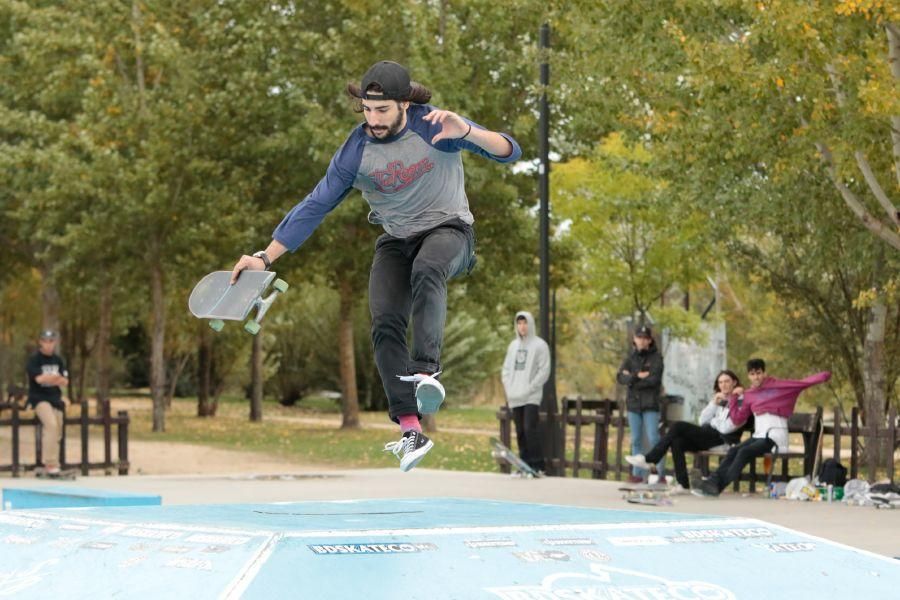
[0,498,896,599]
[2,485,162,509]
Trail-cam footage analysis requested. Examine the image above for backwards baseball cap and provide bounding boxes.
[39,329,58,340]
[357,61,412,100]
[634,325,653,338]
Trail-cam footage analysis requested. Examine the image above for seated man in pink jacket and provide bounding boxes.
[692,358,831,497]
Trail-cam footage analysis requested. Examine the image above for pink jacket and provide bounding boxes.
[730,372,831,425]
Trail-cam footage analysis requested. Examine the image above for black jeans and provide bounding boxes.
[513,404,545,471]
[644,422,726,488]
[369,219,475,421]
[708,437,775,492]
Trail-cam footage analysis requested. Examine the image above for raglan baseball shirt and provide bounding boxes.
[272,104,522,250]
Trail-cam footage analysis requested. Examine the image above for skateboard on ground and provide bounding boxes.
[188,270,288,335]
[490,437,542,478]
[36,468,76,480]
[618,483,672,506]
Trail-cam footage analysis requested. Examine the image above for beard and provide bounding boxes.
[370,108,405,138]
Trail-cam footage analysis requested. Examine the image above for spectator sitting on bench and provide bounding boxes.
[625,369,749,494]
[692,358,831,497]
[26,329,70,478]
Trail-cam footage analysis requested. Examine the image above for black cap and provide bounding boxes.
[634,325,652,338]
[40,329,58,340]
[358,61,411,100]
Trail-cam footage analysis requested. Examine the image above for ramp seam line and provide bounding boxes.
[219,532,283,600]
[281,518,754,538]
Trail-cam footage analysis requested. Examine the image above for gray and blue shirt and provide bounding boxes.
[273,104,522,250]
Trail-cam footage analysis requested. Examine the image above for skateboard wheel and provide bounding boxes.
[244,320,261,335]
[209,319,225,332]
[273,278,289,293]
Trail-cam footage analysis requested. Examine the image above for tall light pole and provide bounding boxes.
[538,22,556,415]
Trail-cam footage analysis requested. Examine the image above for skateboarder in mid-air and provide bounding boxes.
[230,60,521,471]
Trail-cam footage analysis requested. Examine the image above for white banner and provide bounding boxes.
[661,322,727,422]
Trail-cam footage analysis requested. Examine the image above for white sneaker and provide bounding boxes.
[669,483,689,496]
[383,430,434,472]
[625,454,652,470]
[398,372,445,414]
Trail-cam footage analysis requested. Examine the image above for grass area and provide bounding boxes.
[121,397,500,472]
[99,395,886,483]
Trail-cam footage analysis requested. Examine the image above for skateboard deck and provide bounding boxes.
[624,492,672,506]
[36,469,76,480]
[620,482,672,506]
[617,483,669,493]
[188,270,288,335]
[490,437,542,478]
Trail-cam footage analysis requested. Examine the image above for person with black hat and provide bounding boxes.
[25,330,69,477]
[616,324,666,484]
[229,60,521,471]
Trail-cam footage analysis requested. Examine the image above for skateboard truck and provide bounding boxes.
[241,278,289,335]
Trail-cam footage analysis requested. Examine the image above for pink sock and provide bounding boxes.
[398,414,421,433]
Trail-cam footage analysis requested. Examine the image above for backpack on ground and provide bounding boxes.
[818,458,847,487]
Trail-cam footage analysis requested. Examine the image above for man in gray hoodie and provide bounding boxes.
[501,311,551,472]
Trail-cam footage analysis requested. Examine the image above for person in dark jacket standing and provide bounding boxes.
[616,324,665,483]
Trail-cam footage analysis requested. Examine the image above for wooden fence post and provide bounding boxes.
[117,411,130,475]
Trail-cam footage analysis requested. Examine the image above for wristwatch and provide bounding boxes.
[252,251,271,270]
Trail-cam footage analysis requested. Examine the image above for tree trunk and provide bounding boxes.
[885,23,900,191]
[198,327,214,417]
[77,329,89,404]
[60,321,75,402]
[421,414,437,433]
[165,353,189,408]
[150,261,166,432]
[39,264,60,334]
[96,282,112,415]
[338,279,360,429]
[250,332,263,422]
[862,296,888,481]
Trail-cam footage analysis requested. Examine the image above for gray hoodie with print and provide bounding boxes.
[501,311,551,408]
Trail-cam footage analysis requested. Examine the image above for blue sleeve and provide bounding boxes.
[410,105,522,163]
[272,131,364,251]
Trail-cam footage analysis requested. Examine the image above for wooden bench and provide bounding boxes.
[1,388,131,477]
[691,407,823,493]
[556,398,617,479]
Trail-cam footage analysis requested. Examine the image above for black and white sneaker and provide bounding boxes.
[690,480,721,498]
[384,431,434,472]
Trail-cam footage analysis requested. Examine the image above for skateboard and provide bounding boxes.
[619,483,672,506]
[490,437,542,478]
[871,494,900,509]
[188,270,288,335]
[36,469,77,480]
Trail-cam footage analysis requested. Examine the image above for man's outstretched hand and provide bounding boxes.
[424,109,469,144]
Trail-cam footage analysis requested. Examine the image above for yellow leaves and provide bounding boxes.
[106,105,122,116]
[89,76,104,88]
[853,287,879,309]
[857,75,900,117]
[834,0,900,23]
[598,132,652,163]
[775,76,785,88]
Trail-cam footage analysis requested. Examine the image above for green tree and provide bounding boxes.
[551,1,899,475]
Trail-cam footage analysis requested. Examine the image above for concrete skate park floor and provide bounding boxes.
[2,467,897,558]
